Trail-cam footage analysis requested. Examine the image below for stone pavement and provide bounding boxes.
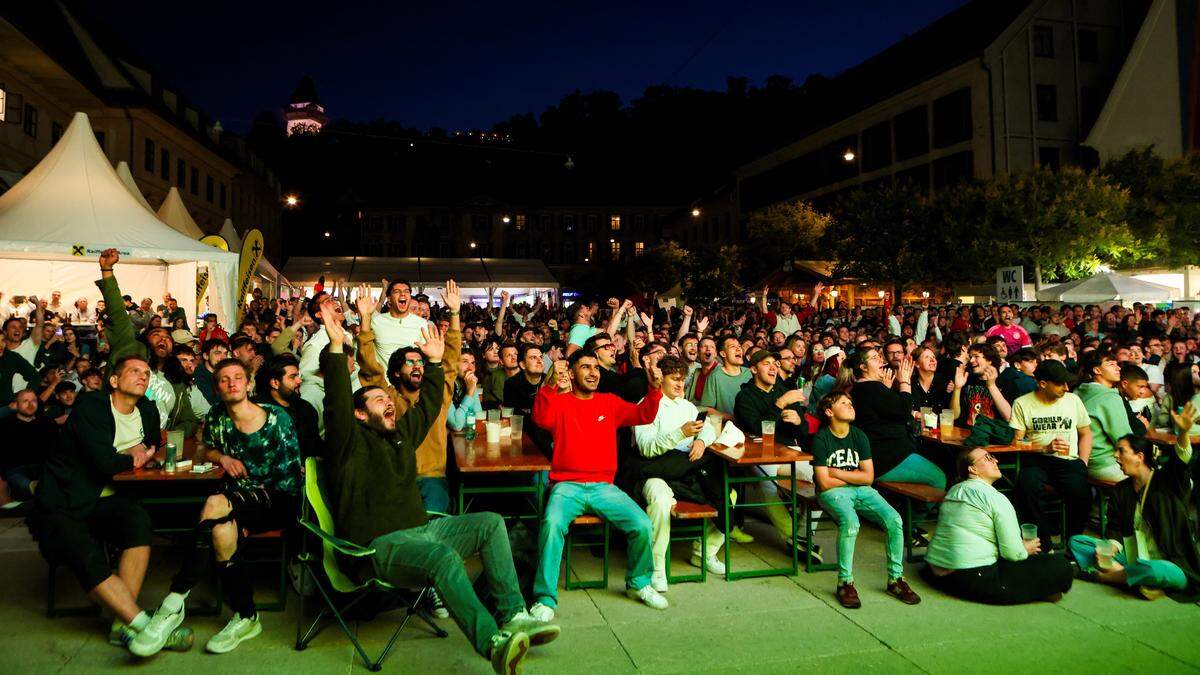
[1,513,1198,673]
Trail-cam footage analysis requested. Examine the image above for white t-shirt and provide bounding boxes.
[10,338,38,391]
[111,399,144,452]
[370,312,430,373]
[299,326,331,378]
[1141,361,1164,387]
[1009,391,1091,460]
[773,312,802,336]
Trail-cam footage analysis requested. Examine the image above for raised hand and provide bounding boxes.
[354,283,377,317]
[639,311,654,334]
[318,295,345,346]
[683,305,694,318]
[462,370,478,395]
[99,248,120,270]
[898,356,914,385]
[553,359,571,392]
[981,365,999,384]
[418,324,446,362]
[882,368,897,389]
[440,279,462,314]
[696,315,710,334]
[814,282,825,296]
[647,363,663,390]
[1170,401,1197,436]
[607,297,620,310]
[500,289,510,307]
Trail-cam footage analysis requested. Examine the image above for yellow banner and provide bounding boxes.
[236,229,264,325]
[196,267,210,306]
[201,234,229,251]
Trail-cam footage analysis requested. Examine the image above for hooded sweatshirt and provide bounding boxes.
[733,379,807,447]
[1076,381,1132,474]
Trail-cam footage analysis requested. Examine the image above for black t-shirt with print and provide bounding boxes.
[811,425,872,473]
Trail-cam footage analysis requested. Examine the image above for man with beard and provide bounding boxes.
[318,296,555,674]
[699,336,752,418]
[686,335,718,403]
[370,279,431,373]
[985,306,1033,356]
[3,298,45,392]
[529,349,666,622]
[0,389,55,502]
[193,339,229,406]
[357,281,463,514]
[29,355,189,653]
[776,346,800,389]
[130,358,300,657]
[253,353,322,459]
[95,250,176,428]
[503,343,552,456]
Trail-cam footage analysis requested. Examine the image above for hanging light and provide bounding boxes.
[842,150,856,162]
[285,194,300,207]
[691,208,701,217]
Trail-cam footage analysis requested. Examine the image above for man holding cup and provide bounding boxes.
[1009,360,1094,544]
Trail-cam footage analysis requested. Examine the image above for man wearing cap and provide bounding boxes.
[1009,359,1093,541]
[733,350,808,447]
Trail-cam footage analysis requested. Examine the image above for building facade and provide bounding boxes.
[735,0,1156,216]
[0,2,284,265]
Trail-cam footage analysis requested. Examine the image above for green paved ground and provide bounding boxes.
[2,514,1198,673]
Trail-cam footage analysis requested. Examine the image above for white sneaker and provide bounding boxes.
[501,609,561,646]
[129,595,186,657]
[626,585,669,610]
[205,614,262,654]
[651,568,669,593]
[528,602,555,623]
[690,554,726,575]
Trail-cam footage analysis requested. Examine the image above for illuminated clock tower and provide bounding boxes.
[283,76,329,136]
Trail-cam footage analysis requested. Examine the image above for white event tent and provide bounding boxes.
[116,161,155,213]
[1035,271,1179,304]
[0,112,239,328]
[157,186,206,239]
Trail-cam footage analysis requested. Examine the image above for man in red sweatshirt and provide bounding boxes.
[528,348,665,621]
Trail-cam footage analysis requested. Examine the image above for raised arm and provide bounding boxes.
[394,325,447,443]
[94,249,140,363]
[676,305,693,341]
[318,296,356,462]
[494,290,509,338]
[352,284,386,387]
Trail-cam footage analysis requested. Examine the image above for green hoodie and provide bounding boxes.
[1076,381,1132,473]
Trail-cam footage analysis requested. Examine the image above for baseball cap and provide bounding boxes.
[748,349,779,368]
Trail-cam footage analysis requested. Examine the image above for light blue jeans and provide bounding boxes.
[818,485,905,583]
[877,453,947,519]
[534,482,654,608]
[1068,535,1188,591]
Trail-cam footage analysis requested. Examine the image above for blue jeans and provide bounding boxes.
[417,477,451,515]
[819,485,905,583]
[1068,535,1188,591]
[534,482,654,608]
[2,465,39,502]
[877,453,947,519]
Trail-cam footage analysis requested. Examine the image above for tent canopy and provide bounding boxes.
[0,112,238,326]
[157,186,205,239]
[116,160,155,213]
[1035,271,1179,303]
[283,256,559,294]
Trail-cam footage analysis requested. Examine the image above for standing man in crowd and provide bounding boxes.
[699,336,751,418]
[985,306,1033,355]
[370,279,431,373]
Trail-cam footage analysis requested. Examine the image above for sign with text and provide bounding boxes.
[72,244,131,257]
[235,229,264,324]
[996,266,1025,302]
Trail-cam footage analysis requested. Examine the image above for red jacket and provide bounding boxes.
[532,385,662,484]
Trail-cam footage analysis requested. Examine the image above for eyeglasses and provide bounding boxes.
[405,358,425,367]
[594,343,616,350]
[974,452,998,465]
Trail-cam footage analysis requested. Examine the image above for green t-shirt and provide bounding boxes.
[203,402,301,495]
[1009,391,1091,460]
[811,426,872,475]
[567,323,597,348]
[698,367,752,416]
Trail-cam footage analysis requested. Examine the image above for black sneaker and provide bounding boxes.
[427,588,449,619]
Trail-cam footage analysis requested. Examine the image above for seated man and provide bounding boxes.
[952,342,1012,426]
[1076,350,1133,482]
[317,297,554,674]
[632,355,727,590]
[0,389,55,502]
[503,342,554,456]
[1117,364,1156,437]
[28,355,191,652]
[530,349,666,621]
[996,348,1038,404]
[1010,360,1094,542]
[131,358,301,657]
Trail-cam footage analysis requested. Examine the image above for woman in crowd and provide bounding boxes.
[923,447,1073,604]
[909,346,951,414]
[1069,404,1200,601]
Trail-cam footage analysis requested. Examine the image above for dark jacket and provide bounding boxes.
[34,390,160,515]
[733,379,808,447]
[253,392,323,460]
[849,379,916,477]
[321,349,444,555]
[1110,442,1200,600]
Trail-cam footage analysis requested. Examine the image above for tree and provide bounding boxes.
[744,199,833,279]
[626,242,689,295]
[681,244,743,302]
[825,182,930,299]
[980,166,1133,287]
[1103,148,1200,267]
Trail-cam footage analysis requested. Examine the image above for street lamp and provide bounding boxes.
[922,291,930,299]
[691,208,701,217]
[285,194,300,207]
[502,215,511,224]
[842,150,856,162]
[323,231,331,238]
[469,242,477,249]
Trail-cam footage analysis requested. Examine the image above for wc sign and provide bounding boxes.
[996,266,1025,302]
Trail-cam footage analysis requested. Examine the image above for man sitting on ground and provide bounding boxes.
[318,296,555,674]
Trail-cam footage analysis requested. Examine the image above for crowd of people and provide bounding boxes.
[3,258,1200,672]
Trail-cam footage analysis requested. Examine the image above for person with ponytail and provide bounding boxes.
[1068,403,1200,601]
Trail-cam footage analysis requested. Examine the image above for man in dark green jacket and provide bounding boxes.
[29,353,186,652]
[317,297,556,674]
[733,350,808,447]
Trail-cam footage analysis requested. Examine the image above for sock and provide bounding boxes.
[130,611,151,632]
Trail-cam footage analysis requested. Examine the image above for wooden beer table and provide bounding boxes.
[453,420,551,520]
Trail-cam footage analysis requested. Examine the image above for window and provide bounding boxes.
[144,138,156,172]
[190,167,199,195]
[516,214,526,231]
[560,242,574,262]
[219,183,226,209]
[610,215,621,231]
[1033,26,1054,58]
[586,214,597,232]
[932,87,972,148]
[1078,29,1099,63]
[860,120,892,172]
[205,175,214,202]
[160,149,170,180]
[933,151,974,189]
[610,241,621,260]
[51,121,64,144]
[633,214,645,230]
[541,214,553,229]
[563,214,575,231]
[635,241,645,256]
[1038,146,1062,170]
[893,105,929,161]
[1036,84,1058,122]
[177,159,186,187]
[23,103,37,138]
[586,242,595,260]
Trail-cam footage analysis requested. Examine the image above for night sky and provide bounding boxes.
[89,0,970,134]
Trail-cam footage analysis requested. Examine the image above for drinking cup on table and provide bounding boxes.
[510,415,523,439]
[501,407,514,419]
[939,410,956,436]
[1020,523,1038,542]
[485,421,501,444]
[761,420,776,447]
[487,409,500,423]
